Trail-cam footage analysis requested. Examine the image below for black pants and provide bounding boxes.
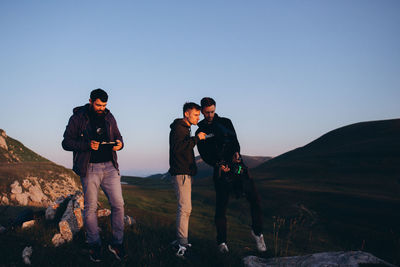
[213,166,263,244]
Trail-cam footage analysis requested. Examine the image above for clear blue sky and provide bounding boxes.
[1,1,399,176]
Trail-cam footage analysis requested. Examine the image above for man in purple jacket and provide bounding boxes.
[62,88,125,262]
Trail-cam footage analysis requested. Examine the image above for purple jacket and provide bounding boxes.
[62,104,124,177]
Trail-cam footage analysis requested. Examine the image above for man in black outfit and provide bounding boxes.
[195,97,266,253]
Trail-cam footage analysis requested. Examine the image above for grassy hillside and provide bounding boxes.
[0,179,267,266]
[1,175,398,266]
[0,119,399,265]
[253,119,400,199]
[0,134,49,163]
[0,130,80,190]
[250,118,400,264]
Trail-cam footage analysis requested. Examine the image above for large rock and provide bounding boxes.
[28,184,46,203]
[13,192,29,206]
[9,179,46,206]
[22,179,32,189]
[243,251,396,267]
[51,192,85,246]
[49,191,134,247]
[59,192,84,236]
[45,196,67,220]
[1,195,9,205]
[10,181,22,194]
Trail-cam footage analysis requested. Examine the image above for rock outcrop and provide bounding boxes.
[0,128,82,207]
[52,192,85,245]
[243,251,396,267]
[48,192,135,247]
[0,129,8,151]
[1,176,80,207]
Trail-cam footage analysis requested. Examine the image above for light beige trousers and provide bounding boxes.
[171,175,192,245]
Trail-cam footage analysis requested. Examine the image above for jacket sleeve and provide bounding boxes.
[197,139,218,166]
[62,115,91,152]
[171,126,198,155]
[110,115,124,150]
[227,119,240,154]
[195,127,218,166]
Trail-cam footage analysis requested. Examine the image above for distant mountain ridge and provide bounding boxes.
[147,155,272,179]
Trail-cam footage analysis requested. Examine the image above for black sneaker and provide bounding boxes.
[108,243,125,261]
[88,244,102,262]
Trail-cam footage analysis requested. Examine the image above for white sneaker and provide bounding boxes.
[176,244,187,257]
[218,242,229,253]
[171,240,192,257]
[251,230,267,252]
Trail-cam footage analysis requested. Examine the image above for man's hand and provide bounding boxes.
[113,140,123,151]
[197,132,206,140]
[232,152,241,163]
[220,165,230,173]
[90,140,100,151]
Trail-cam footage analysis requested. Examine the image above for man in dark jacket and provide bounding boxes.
[62,89,125,262]
[195,97,266,253]
[169,102,206,257]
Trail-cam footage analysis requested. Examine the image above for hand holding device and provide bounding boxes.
[112,140,123,151]
[90,140,100,151]
[232,152,241,163]
[220,164,230,173]
[197,132,207,140]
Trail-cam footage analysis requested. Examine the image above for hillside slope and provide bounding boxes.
[0,129,49,163]
[0,129,80,206]
[253,119,400,199]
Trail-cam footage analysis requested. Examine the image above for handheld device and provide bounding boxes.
[205,133,215,139]
[100,141,116,147]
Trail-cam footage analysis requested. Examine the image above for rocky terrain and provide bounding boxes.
[0,129,81,207]
[243,251,396,267]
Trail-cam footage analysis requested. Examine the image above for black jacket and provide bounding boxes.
[169,119,200,176]
[62,104,124,177]
[195,114,240,167]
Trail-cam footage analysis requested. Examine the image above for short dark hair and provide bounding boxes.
[200,97,216,109]
[90,88,108,102]
[183,102,201,115]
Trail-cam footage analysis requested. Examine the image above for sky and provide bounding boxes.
[1,1,399,176]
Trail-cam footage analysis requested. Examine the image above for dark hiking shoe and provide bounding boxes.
[108,243,125,261]
[89,244,102,262]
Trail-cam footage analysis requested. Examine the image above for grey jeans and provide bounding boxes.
[81,161,124,245]
[171,175,192,245]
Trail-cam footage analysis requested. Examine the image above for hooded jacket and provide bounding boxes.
[195,114,240,167]
[169,119,200,176]
[62,104,124,177]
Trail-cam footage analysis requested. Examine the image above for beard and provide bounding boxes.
[90,105,105,117]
